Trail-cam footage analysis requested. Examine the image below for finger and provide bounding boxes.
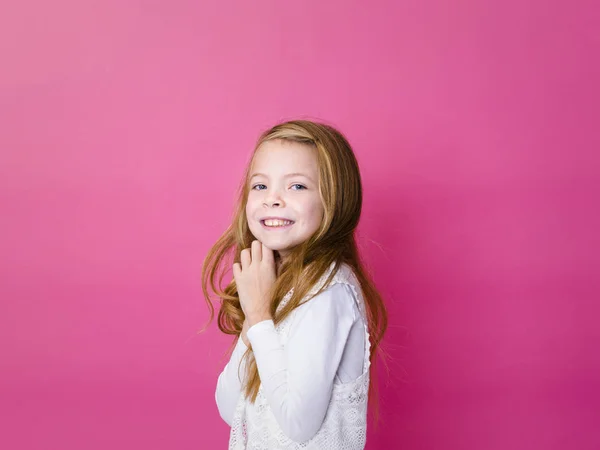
[232,262,241,279]
[240,248,251,268]
[251,240,262,262]
[261,242,275,266]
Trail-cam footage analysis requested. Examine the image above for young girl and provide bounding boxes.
[202,120,388,449]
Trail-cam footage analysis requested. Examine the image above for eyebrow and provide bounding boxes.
[250,172,316,183]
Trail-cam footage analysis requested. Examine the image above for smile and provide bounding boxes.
[261,219,294,229]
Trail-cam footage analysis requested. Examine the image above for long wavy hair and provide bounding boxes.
[201,119,388,408]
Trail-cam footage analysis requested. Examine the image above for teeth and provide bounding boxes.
[264,219,293,227]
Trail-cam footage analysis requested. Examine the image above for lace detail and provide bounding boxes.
[228,263,371,450]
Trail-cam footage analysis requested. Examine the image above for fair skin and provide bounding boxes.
[234,139,324,344]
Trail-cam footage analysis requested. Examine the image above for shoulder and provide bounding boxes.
[308,262,361,299]
[291,283,359,332]
[298,263,362,318]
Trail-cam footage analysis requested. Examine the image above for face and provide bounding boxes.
[246,139,324,259]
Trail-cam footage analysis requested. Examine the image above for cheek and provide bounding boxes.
[245,197,258,215]
[246,207,260,235]
[304,200,324,226]
[245,201,258,228]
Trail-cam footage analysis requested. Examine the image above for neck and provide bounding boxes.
[275,252,287,277]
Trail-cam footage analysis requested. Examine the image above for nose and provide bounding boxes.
[263,189,284,208]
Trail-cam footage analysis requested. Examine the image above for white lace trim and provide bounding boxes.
[228,263,371,449]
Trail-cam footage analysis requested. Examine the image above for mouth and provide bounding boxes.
[260,218,295,229]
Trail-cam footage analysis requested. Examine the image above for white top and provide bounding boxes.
[215,276,367,443]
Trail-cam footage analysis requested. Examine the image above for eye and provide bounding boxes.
[252,184,267,191]
[291,184,307,190]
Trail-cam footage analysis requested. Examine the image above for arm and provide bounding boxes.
[214,321,249,426]
[246,282,358,443]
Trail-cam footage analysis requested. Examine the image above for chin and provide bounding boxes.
[260,241,287,252]
[257,239,290,253]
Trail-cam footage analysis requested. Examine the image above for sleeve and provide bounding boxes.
[246,282,358,443]
[214,336,248,426]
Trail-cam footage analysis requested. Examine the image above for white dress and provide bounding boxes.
[215,263,371,449]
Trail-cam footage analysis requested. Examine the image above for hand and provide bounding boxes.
[240,319,250,346]
[233,240,277,327]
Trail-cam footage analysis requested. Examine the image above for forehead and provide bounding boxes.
[250,139,318,175]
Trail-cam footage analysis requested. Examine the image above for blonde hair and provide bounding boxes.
[201,119,388,411]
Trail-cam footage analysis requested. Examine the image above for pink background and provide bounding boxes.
[1,1,598,449]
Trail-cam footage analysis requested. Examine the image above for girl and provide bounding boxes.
[202,120,387,449]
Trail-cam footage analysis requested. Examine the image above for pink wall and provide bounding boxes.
[1,1,598,449]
